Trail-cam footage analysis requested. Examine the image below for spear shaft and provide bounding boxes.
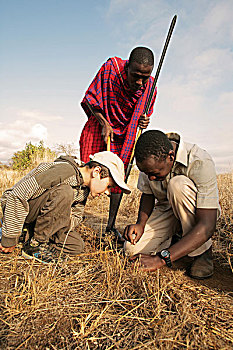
[110,15,177,233]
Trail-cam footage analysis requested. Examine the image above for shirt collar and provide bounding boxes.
[166,132,188,167]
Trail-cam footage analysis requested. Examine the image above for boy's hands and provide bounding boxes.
[0,243,16,253]
[123,223,145,245]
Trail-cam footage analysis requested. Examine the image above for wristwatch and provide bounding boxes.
[159,249,172,267]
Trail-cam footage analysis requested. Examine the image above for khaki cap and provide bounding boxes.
[89,151,131,194]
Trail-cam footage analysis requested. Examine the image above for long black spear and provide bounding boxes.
[110,15,178,236]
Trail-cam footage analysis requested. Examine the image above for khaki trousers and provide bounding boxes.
[124,175,212,257]
[25,183,84,255]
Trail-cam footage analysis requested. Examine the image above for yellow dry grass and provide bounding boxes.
[0,168,232,349]
[215,173,233,270]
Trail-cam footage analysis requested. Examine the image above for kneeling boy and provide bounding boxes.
[0,151,130,262]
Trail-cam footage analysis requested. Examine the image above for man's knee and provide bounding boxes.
[124,241,137,256]
[124,238,161,256]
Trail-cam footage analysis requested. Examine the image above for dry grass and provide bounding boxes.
[215,173,233,270]
[0,168,232,349]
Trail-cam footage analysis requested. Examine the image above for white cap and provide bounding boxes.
[89,151,131,194]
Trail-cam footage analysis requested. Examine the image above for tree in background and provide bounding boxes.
[55,142,78,156]
[11,141,56,170]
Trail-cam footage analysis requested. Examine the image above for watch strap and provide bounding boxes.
[159,250,172,267]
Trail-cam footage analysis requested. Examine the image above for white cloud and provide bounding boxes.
[217,91,233,119]
[105,1,233,173]
[187,48,233,92]
[1,0,232,175]
[31,124,48,140]
[16,109,63,122]
[106,0,172,52]
[201,1,233,42]
[0,119,48,163]
[149,79,233,173]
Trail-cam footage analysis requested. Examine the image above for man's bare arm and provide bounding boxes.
[169,208,217,260]
[136,208,217,271]
[138,114,150,129]
[92,109,114,143]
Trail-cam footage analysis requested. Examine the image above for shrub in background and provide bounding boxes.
[55,142,78,156]
[11,141,56,170]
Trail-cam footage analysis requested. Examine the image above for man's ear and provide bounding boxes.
[92,166,101,178]
[168,150,175,162]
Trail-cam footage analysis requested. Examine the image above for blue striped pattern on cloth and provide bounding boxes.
[80,57,157,166]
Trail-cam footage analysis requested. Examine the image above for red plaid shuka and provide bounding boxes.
[80,57,157,191]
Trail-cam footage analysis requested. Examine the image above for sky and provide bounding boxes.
[0,0,232,173]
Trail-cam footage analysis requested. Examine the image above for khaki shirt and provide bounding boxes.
[138,133,220,210]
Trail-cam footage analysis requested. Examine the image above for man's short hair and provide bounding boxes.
[84,161,110,179]
[135,130,173,162]
[129,47,154,67]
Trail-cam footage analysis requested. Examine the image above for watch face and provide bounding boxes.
[161,250,169,258]
[160,249,172,267]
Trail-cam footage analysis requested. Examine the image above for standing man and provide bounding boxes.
[124,130,220,279]
[80,47,157,233]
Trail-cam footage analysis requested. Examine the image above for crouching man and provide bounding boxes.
[0,151,130,263]
[124,130,220,279]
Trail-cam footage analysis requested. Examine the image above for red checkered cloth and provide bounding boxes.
[79,56,157,192]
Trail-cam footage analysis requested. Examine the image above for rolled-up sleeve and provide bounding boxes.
[137,172,153,194]
[70,203,85,229]
[70,187,90,229]
[188,159,220,209]
[1,194,29,247]
[1,177,41,247]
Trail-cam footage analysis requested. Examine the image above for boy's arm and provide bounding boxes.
[70,186,90,230]
[70,203,86,229]
[1,193,29,249]
[1,177,41,250]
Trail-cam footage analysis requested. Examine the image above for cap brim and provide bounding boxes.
[110,168,131,194]
[89,154,131,194]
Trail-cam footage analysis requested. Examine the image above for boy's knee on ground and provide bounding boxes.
[70,233,85,255]
[53,230,85,255]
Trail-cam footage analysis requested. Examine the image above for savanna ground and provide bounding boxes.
[0,165,232,350]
